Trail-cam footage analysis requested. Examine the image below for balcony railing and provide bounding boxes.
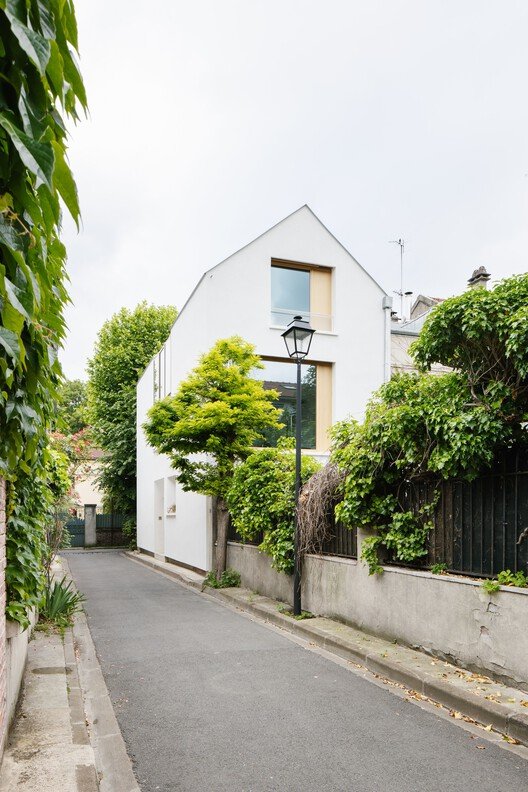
[270,307,333,333]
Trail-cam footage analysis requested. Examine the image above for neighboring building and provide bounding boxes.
[72,449,104,517]
[136,206,391,572]
[390,267,491,375]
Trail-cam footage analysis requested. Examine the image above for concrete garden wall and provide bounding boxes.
[227,534,528,691]
[6,610,37,727]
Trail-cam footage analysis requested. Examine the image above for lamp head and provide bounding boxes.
[281,315,315,360]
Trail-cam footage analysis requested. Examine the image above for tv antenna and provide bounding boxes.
[389,238,405,317]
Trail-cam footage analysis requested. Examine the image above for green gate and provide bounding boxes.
[66,516,85,547]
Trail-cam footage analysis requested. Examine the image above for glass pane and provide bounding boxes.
[271,266,310,325]
[253,360,316,449]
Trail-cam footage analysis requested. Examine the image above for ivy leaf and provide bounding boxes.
[1,300,25,334]
[0,213,24,250]
[0,112,54,188]
[46,39,64,97]
[62,45,87,110]
[62,0,79,51]
[5,276,30,319]
[6,11,51,75]
[36,0,56,39]
[51,140,79,224]
[0,326,20,362]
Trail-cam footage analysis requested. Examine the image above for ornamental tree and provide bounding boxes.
[87,302,177,517]
[144,337,283,579]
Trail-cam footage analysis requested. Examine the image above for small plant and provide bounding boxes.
[482,579,501,594]
[497,569,528,587]
[203,568,241,589]
[482,569,528,595]
[277,603,315,620]
[430,562,448,575]
[39,577,86,628]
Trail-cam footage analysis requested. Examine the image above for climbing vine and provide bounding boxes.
[0,0,86,623]
[332,274,528,574]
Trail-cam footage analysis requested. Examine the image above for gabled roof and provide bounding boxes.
[170,205,387,332]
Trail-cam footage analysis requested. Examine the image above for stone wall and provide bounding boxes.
[227,532,528,691]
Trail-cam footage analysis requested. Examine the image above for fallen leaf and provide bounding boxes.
[521,700,528,708]
[503,735,521,745]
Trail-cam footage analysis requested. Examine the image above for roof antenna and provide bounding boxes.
[389,238,405,318]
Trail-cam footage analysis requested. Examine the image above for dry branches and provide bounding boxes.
[297,462,344,556]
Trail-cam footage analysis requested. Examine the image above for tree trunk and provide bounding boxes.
[215,497,229,580]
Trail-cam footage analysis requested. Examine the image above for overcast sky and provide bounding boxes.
[60,0,528,379]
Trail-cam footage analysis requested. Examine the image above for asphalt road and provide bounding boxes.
[66,551,528,792]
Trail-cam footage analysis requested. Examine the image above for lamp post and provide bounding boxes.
[281,315,315,616]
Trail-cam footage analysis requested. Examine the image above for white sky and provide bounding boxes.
[60,0,528,380]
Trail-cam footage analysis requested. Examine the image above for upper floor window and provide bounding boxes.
[271,265,310,327]
[153,345,168,402]
[270,261,333,331]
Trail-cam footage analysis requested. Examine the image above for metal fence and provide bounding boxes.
[319,522,357,558]
[95,513,127,547]
[65,516,84,547]
[227,518,357,559]
[407,450,528,577]
[226,449,528,578]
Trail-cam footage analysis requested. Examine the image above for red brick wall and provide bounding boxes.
[0,477,6,757]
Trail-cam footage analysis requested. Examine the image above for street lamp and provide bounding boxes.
[281,315,315,616]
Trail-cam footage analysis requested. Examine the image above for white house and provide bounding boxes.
[136,206,391,572]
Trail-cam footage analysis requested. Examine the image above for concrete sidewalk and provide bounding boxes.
[0,559,138,792]
[127,550,528,748]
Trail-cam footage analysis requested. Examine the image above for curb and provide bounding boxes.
[125,550,528,748]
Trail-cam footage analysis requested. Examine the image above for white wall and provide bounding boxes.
[74,463,103,516]
[137,206,388,571]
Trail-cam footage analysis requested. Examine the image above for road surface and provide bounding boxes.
[66,551,528,792]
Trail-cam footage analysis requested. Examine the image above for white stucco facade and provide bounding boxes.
[136,206,390,571]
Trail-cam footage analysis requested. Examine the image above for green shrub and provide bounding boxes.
[39,577,86,628]
[226,438,321,574]
[123,517,137,550]
[203,569,241,589]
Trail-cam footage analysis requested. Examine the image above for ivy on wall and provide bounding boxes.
[0,0,86,624]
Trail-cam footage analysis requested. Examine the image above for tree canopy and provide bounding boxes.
[144,336,283,497]
[56,378,88,434]
[87,302,177,516]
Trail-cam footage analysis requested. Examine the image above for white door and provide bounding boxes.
[154,478,165,559]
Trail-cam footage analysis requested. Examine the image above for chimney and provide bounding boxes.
[467,266,491,290]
